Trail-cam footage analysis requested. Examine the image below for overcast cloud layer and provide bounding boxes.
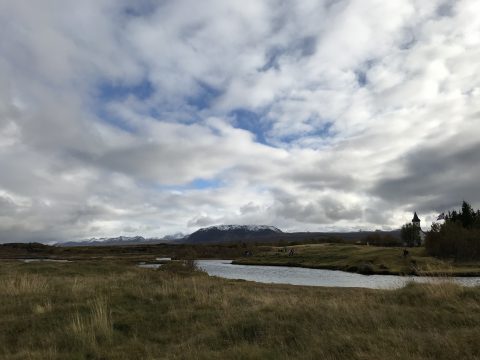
[1,0,479,242]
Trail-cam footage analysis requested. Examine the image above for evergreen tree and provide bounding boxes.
[426,200,480,259]
[460,201,475,228]
[401,223,420,247]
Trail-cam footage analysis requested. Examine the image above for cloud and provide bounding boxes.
[373,133,480,211]
[1,0,480,242]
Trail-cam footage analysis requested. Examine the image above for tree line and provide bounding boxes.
[425,201,480,259]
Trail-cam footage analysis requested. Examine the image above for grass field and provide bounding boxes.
[233,243,480,276]
[1,259,480,359]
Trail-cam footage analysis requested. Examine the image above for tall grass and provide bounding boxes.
[71,297,112,350]
[0,260,479,359]
[0,274,49,296]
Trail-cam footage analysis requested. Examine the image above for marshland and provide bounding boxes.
[1,242,480,359]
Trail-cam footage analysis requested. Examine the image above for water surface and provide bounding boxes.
[19,258,71,263]
[196,260,480,289]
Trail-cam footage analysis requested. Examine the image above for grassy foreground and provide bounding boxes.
[234,243,480,276]
[1,260,480,359]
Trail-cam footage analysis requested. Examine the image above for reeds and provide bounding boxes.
[71,297,112,347]
[0,274,49,296]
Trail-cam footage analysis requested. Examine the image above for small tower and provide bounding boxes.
[411,212,423,246]
[412,212,420,228]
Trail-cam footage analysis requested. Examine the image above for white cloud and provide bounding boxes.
[1,0,480,242]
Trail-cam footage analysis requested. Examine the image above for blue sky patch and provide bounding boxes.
[98,79,154,102]
[189,178,222,189]
[146,177,223,192]
[355,70,367,87]
[277,121,335,144]
[93,79,155,133]
[260,46,283,72]
[95,107,137,133]
[259,36,317,72]
[312,121,335,138]
[229,109,269,144]
[355,59,376,87]
[123,1,158,18]
[186,81,222,110]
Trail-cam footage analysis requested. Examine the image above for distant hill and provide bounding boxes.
[58,233,185,247]
[185,225,283,244]
[184,227,401,245]
[55,226,401,246]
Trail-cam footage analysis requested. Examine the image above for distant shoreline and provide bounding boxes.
[232,259,480,277]
[232,243,480,277]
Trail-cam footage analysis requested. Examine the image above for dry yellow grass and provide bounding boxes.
[0,274,49,296]
[0,260,479,359]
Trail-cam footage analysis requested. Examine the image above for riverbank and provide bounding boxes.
[1,260,479,359]
[233,243,480,276]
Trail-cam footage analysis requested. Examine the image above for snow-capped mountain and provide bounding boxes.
[186,225,283,243]
[58,233,185,247]
[56,225,284,246]
[195,225,282,233]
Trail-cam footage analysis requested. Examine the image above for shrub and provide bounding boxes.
[425,221,480,260]
[159,260,204,275]
[425,201,480,259]
[362,233,402,247]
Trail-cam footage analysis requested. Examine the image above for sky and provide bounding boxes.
[1,0,480,243]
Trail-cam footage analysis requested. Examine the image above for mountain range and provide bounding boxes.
[57,225,400,246]
[184,225,282,243]
[58,233,185,247]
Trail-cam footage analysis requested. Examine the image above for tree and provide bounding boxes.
[460,201,475,228]
[445,201,479,229]
[425,200,480,259]
[401,223,420,247]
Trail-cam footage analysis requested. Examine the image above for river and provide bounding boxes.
[138,259,480,289]
[196,260,480,289]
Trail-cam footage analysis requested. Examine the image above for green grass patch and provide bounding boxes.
[234,243,480,276]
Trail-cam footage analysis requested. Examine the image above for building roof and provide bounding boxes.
[412,212,420,222]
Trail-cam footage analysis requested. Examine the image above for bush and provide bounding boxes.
[361,233,402,247]
[184,259,198,272]
[425,201,480,260]
[357,263,374,275]
[159,260,204,275]
[425,222,480,260]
